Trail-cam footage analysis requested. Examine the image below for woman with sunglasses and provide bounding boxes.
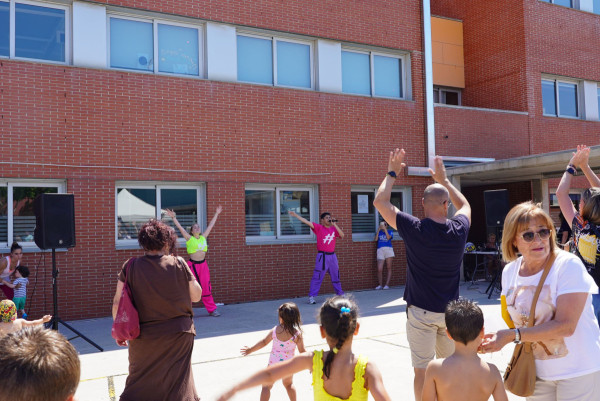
[480,202,600,400]
[557,145,600,324]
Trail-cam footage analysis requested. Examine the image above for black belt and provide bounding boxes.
[189,259,206,264]
[318,251,334,270]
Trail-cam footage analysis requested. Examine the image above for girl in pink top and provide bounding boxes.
[241,302,305,401]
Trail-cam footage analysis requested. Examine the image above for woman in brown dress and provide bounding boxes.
[112,219,203,401]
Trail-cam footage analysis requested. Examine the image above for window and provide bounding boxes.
[540,0,573,7]
[0,181,64,248]
[237,33,313,89]
[351,187,411,240]
[342,49,404,99]
[116,184,204,245]
[245,185,316,241]
[597,86,600,120]
[542,78,578,118]
[109,16,202,76]
[433,86,461,105]
[0,1,68,63]
[550,192,580,207]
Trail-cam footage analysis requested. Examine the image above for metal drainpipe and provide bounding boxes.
[408,0,435,177]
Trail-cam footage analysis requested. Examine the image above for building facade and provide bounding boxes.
[1,0,598,320]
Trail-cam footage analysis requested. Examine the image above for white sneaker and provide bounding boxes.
[383,285,390,290]
[375,285,382,290]
[308,296,316,304]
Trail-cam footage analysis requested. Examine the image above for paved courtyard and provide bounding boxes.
[65,281,524,400]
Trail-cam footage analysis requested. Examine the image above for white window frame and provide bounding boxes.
[115,182,205,248]
[245,184,317,244]
[236,31,315,90]
[351,186,412,241]
[107,13,204,78]
[0,0,71,64]
[433,86,462,105]
[0,179,66,251]
[542,77,581,119]
[540,0,574,8]
[342,47,407,100]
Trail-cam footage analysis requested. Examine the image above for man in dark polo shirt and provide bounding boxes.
[373,148,471,401]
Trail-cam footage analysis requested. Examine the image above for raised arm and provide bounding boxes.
[202,206,223,238]
[288,210,314,230]
[428,156,471,224]
[240,329,273,356]
[21,315,51,327]
[373,148,406,230]
[572,145,600,187]
[217,353,313,401]
[165,209,191,241]
[557,150,580,229]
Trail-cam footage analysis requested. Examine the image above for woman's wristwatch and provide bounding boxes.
[513,328,521,344]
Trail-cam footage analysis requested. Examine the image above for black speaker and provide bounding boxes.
[34,194,76,249]
[484,189,509,227]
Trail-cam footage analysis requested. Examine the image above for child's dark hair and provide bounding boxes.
[10,242,22,254]
[445,298,484,346]
[320,212,331,220]
[278,302,302,335]
[318,296,358,379]
[16,265,29,278]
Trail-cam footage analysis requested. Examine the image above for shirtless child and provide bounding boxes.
[422,299,508,401]
[0,299,51,336]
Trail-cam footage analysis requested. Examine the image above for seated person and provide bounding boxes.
[483,233,502,277]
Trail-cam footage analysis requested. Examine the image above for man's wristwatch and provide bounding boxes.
[513,328,521,344]
[387,171,398,179]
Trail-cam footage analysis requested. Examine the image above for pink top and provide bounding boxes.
[268,326,300,366]
[312,223,339,253]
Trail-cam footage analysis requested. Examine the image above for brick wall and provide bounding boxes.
[434,105,530,159]
[2,27,428,320]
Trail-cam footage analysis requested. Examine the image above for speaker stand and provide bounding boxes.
[50,249,103,352]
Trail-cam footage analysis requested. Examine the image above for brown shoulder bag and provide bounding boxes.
[503,252,556,397]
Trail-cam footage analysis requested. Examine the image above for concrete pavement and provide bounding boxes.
[65,281,524,401]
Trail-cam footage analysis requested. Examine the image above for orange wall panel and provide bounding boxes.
[431,16,465,88]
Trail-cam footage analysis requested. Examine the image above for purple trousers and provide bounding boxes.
[309,252,344,297]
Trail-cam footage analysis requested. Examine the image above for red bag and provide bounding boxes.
[111,258,140,342]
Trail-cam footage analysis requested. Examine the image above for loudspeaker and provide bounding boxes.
[34,194,76,249]
[484,189,509,227]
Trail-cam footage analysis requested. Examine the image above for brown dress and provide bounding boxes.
[118,255,200,401]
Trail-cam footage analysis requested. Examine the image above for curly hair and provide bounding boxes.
[138,219,177,253]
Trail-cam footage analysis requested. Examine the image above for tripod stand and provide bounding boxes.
[50,249,103,352]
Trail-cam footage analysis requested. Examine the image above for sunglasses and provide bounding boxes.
[520,228,551,243]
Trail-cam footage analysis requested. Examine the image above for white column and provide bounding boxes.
[316,40,342,93]
[72,2,107,69]
[580,0,594,13]
[583,81,599,121]
[205,22,237,82]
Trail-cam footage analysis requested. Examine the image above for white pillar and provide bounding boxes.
[72,2,107,69]
[583,81,599,121]
[205,22,237,82]
[316,40,342,93]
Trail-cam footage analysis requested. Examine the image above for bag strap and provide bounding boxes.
[526,252,557,328]
[123,257,135,282]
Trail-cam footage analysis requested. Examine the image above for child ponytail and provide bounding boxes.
[318,297,358,379]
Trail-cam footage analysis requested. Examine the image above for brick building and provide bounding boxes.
[1,0,598,320]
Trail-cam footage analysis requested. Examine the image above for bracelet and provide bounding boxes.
[566,165,577,176]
